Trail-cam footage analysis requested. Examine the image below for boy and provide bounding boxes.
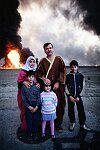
[65,60,90,131]
[21,70,40,140]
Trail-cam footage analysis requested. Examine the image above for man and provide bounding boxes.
[38,43,66,133]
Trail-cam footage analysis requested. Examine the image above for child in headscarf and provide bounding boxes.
[17,56,38,131]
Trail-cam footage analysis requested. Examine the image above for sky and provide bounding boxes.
[0,0,100,66]
[18,0,100,66]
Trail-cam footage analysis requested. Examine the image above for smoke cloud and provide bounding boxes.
[19,0,100,35]
[18,0,100,65]
[0,0,22,59]
[0,0,100,66]
[70,0,100,36]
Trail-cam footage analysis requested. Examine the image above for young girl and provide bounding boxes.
[17,56,37,131]
[40,82,58,139]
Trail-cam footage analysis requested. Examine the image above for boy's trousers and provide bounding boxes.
[67,96,86,125]
[26,108,40,134]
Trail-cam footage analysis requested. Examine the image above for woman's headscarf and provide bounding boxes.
[22,56,37,71]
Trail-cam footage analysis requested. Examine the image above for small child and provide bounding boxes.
[40,81,58,139]
[21,70,40,141]
[65,60,90,131]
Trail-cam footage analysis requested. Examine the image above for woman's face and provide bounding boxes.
[29,59,35,68]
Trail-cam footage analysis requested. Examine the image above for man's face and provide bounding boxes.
[44,44,53,56]
[71,65,78,73]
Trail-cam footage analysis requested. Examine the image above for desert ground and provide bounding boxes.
[0,66,100,150]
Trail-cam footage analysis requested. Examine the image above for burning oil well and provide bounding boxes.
[0,0,22,68]
[0,0,34,69]
[0,0,100,68]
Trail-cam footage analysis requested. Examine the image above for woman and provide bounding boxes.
[17,56,37,131]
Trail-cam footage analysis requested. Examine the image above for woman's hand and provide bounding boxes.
[36,83,40,88]
[23,81,30,88]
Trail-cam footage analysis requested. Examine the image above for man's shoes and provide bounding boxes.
[56,126,63,133]
[80,124,91,131]
[69,123,75,131]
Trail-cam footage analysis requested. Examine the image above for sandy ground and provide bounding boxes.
[0,66,100,150]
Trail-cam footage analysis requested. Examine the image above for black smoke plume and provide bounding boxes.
[20,48,34,65]
[71,0,100,35]
[20,0,100,35]
[0,0,22,59]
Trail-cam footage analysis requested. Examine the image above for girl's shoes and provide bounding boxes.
[41,133,45,141]
[51,135,55,140]
[42,133,45,138]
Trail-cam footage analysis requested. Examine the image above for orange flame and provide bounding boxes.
[7,49,21,68]
[0,42,23,69]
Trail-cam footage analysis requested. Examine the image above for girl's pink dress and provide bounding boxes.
[17,70,27,131]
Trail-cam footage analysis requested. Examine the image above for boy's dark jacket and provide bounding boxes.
[21,84,41,108]
[66,71,84,97]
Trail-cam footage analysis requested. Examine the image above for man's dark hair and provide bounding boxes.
[43,43,53,49]
[70,60,78,67]
[26,70,35,77]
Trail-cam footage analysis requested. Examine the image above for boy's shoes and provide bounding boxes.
[51,135,55,141]
[28,133,33,141]
[80,124,91,131]
[33,133,38,141]
[69,123,75,131]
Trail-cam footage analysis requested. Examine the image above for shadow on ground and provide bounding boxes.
[53,129,100,150]
[17,126,51,144]
[17,127,100,150]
